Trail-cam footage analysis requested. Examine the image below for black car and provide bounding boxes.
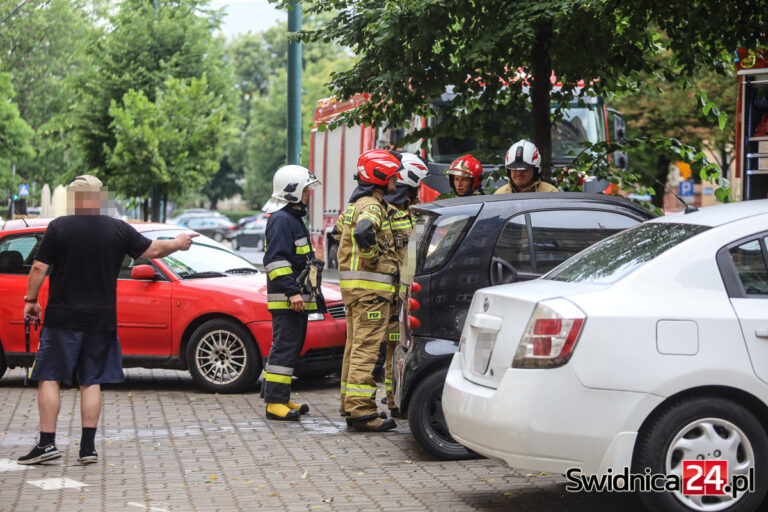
[393,192,656,460]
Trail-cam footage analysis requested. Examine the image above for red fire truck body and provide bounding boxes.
[734,45,768,201]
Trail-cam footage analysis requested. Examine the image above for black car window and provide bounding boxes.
[729,239,768,296]
[493,213,532,274]
[0,233,43,274]
[528,210,639,274]
[118,255,161,280]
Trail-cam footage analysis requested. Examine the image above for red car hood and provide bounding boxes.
[170,272,343,303]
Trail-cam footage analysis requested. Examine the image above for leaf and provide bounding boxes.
[718,111,728,132]
[301,471,308,479]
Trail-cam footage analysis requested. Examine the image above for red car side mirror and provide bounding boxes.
[131,264,156,280]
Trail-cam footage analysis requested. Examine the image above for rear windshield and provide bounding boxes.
[545,223,710,284]
[408,203,481,275]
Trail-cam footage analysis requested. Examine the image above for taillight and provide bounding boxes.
[408,315,421,329]
[407,298,420,311]
[410,282,422,293]
[513,299,585,368]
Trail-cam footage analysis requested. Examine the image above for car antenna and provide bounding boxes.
[654,178,698,214]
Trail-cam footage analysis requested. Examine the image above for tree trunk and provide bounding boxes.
[142,198,149,221]
[151,184,160,222]
[210,197,219,210]
[530,20,553,178]
[651,154,671,209]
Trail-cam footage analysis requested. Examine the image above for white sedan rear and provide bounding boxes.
[442,200,768,512]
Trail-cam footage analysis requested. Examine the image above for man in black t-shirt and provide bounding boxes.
[17,175,197,466]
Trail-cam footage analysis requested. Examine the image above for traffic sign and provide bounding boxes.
[18,184,29,197]
[678,180,694,197]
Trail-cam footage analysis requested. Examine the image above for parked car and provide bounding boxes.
[227,213,269,250]
[182,216,235,242]
[442,200,768,512]
[394,192,656,460]
[0,221,347,393]
[167,209,225,225]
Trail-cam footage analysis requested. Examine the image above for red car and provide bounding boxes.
[0,220,347,393]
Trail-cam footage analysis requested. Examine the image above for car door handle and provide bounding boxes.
[756,329,768,339]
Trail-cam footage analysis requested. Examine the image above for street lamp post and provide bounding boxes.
[286,0,302,166]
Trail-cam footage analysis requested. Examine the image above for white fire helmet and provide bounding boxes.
[505,139,541,171]
[397,152,429,188]
[262,165,320,213]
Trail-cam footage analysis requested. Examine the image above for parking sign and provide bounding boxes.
[678,180,694,197]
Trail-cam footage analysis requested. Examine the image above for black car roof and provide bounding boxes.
[412,192,654,217]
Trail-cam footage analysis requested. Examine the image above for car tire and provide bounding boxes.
[0,348,7,380]
[633,396,768,512]
[327,240,338,269]
[231,237,239,251]
[213,233,224,242]
[186,319,260,393]
[408,368,481,460]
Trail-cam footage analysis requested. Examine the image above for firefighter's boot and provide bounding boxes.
[266,403,300,421]
[350,417,397,432]
[288,400,309,415]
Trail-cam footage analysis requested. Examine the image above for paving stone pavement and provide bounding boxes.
[1,368,647,512]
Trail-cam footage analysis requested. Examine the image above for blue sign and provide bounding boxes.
[18,184,29,197]
[678,180,694,197]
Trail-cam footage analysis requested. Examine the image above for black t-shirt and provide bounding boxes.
[35,215,152,331]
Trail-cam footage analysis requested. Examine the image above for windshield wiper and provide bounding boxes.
[225,267,259,274]
[180,271,227,279]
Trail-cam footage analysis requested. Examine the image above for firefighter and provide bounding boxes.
[446,154,484,196]
[337,149,402,432]
[261,165,323,421]
[494,139,559,194]
[381,152,428,415]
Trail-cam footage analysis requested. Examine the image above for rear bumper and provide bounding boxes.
[393,335,458,412]
[247,310,347,376]
[442,354,662,475]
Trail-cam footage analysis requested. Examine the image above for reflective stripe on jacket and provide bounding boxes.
[336,189,399,300]
[263,204,321,311]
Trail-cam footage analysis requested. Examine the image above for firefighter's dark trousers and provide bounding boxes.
[339,294,391,420]
[262,310,308,403]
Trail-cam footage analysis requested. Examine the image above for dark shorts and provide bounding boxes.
[30,327,124,387]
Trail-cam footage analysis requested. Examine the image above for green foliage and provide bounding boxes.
[105,76,233,198]
[73,0,237,207]
[224,12,353,208]
[560,136,732,212]
[0,0,103,192]
[0,73,34,192]
[611,65,737,206]
[290,0,766,202]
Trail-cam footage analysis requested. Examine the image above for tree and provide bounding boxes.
[224,14,352,208]
[105,76,233,201]
[205,157,243,210]
[613,67,738,206]
[291,0,766,196]
[0,0,105,192]
[0,73,34,194]
[73,0,237,220]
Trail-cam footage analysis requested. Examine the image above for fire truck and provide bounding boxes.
[307,88,627,267]
[734,45,768,201]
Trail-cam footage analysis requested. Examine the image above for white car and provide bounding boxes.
[442,200,768,512]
